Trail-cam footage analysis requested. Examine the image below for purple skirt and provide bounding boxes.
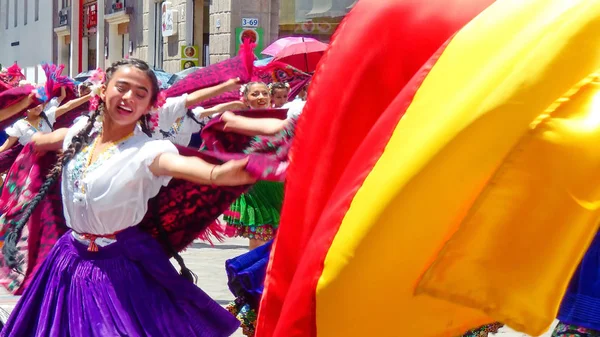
[0,226,240,337]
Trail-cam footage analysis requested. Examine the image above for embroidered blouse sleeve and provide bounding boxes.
[5,120,25,139]
[44,98,60,111]
[158,94,188,130]
[44,106,58,125]
[128,139,179,188]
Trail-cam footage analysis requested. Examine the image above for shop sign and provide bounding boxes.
[181,45,199,70]
[235,27,264,57]
[161,2,177,37]
[86,3,98,28]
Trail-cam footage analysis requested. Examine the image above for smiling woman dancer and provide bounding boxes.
[222,82,285,250]
[0,58,254,337]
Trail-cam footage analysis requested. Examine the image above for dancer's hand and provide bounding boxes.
[211,158,256,186]
[225,78,242,92]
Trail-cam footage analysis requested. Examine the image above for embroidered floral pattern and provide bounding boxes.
[552,322,600,337]
[461,323,504,337]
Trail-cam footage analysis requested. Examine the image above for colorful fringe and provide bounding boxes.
[227,297,258,337]
[552,322,600,337]
[461,323,504,337]
[224,181,284,241]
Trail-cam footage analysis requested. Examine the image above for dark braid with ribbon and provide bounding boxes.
[151,198,198,283]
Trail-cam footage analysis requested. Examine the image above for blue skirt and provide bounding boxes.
[226,240,272,310]
[1,226,240,337]
[558,230,600,330]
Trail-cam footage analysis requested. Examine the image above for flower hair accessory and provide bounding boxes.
[267,82,291,90]
[239,84,248,96]
[88,68,106,97]
[88,68,106,111]
[145,90,166,131]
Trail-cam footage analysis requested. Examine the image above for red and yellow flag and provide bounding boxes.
[258,0,600,336]
[256,0,496,336]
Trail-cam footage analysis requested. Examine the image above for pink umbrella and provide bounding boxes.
[262,37,321,56]
[267,37,329,73]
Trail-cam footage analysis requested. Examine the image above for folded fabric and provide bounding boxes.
[200,109,288,153]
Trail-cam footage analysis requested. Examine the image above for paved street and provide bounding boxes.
[0,236,557,337]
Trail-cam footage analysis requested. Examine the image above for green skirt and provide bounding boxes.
[224,181,284,241]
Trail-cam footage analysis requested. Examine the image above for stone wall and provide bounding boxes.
[209,0,233,65]
[160,0,188,73]
[130,0,149,63]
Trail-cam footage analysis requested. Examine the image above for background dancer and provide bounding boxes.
[223,82,285,250]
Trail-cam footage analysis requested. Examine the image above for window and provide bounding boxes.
[24,0,27,25]
[5,0,9,30]
[13,0,16,27]
[34,0,38,21]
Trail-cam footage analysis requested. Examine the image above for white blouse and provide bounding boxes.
[154,106,213,146]
[157,94,188,131]
[282,99,306,119]
[5,102,58,145]
[62,118,178,235]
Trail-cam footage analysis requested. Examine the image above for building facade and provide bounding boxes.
[0,0,57,83]
[0,0,349,79]
[209,0,350,64]
[52,0,211,75]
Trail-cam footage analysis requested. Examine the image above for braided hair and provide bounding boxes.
[185,109,204,125]
[3,59,196,283]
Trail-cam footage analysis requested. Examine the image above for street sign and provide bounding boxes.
[242,18,259,27]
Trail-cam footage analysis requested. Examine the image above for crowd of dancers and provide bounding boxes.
[0,51,306,336]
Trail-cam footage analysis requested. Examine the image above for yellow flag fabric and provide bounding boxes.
[316,0,600,336]
[418,77,600,336]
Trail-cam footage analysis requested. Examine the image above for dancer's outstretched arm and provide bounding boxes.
[185,78,241,109]
[150,154,255,186]
[197,101,246,118]
[0,94,35,122]
[221,111,287,136]
[30,128,69,153]
[54,94,91,119]
[0,137,18,153]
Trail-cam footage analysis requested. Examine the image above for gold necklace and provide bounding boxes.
[80,131,135,193]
